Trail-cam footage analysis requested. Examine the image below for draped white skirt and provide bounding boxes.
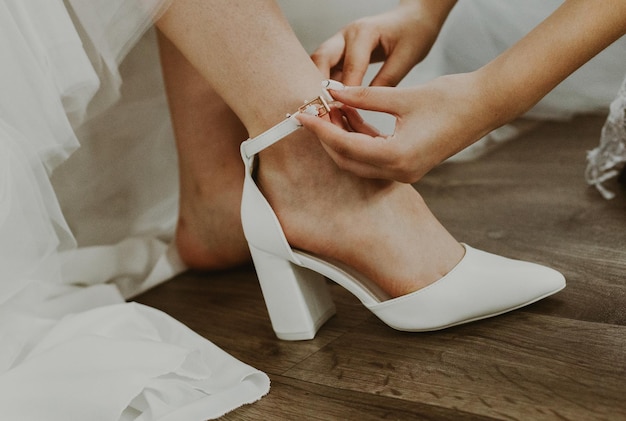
[0,1,268,419]
[1,0,183,297]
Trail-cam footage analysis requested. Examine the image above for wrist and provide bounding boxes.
[479,51,562,125]
[473,66,530,130]
[430,71,513,148]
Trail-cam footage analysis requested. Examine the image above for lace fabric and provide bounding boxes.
[586,75,626,199]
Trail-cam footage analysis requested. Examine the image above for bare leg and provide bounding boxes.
[158,31,250,270]
[156,0,464,297]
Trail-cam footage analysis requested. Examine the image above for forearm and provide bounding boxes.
[478,0,626,126]
[156,0,325,137]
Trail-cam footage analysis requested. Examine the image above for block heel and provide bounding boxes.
[249,246,336,341]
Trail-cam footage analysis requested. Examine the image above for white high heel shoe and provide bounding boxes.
[239,84,566,341]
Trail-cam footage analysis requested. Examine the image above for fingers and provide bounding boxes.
[320,143,397,181]
[311,33,346,79]
[370,44,419,87]
[312,22,384,87]
[298,110,422,183]
[301,114,392,179]
[339,106,381,137]
[327,85,407,115]
[297,112,395,169]
[340,29,379,86]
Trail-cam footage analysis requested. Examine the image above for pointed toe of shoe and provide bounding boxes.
[367,244,565,332]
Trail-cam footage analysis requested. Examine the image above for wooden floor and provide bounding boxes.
[136,114,626,421]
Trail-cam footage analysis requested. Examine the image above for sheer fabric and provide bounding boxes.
[0,0,179,299]
[0,1,269,419]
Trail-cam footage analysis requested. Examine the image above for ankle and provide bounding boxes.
[175,222,250,270]
[259,128,338,183]
[245,82,329,138]
[175,173,250,270]
[175,205,250,271]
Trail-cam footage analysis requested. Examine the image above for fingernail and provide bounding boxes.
[321,79,345,91]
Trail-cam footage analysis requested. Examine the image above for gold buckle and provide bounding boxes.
[298,96,330,117]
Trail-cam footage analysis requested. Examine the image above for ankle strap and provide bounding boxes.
[240,88,334,159]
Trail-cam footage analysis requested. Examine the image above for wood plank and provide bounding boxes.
[222,374,495,420]
[283,313,626,420]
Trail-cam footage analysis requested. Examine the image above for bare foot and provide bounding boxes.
[258,129,465,298]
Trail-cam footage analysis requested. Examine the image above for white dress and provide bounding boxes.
[1,0,182,295]
[0,1,268,419]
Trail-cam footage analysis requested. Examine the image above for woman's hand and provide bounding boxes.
[311,0,456,87]
[299,73,503,183]
[304,0,626,184]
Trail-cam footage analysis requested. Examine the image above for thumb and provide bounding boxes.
[328,85,407,115]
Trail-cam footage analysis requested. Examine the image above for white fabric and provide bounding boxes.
[0,0,182,297]
[0,0,269,419]
[586,75,626,199]
[0,300,269,421]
